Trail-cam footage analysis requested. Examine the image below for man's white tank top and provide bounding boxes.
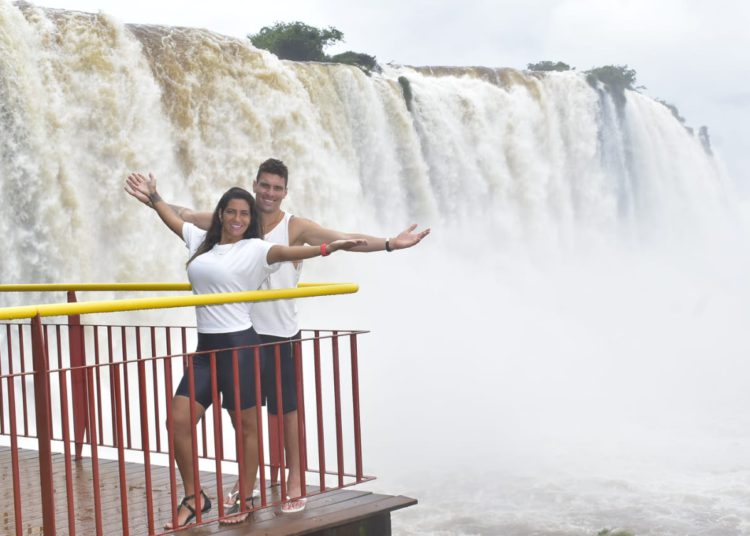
[251,212,302,337]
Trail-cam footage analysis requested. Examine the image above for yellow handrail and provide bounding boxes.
[0,283,192,292]
[0,283,358,320]
[0,282,343,292]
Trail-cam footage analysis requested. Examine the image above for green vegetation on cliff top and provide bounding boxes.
[248,21,378,74]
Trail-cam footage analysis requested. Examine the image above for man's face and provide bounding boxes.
[252,172,287,214]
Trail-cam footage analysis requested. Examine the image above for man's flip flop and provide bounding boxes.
[223,488,260,508]
[281,496,307,514]
[219,495,256,525]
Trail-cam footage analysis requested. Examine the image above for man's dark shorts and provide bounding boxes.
[175,327,261,411]
[260,332,300,415]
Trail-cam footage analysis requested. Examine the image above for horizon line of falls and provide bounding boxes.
[4,3,750,536]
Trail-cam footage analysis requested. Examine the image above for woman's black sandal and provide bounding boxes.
[172,489,212,528]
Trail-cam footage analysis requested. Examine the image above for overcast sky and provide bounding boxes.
[30,0,750,189]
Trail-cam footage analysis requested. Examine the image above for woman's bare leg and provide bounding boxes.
[165,395,206,529]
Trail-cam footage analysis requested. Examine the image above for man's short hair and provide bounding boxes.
[256,158,289,186]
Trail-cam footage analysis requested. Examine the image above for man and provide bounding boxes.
[125,158,429,514]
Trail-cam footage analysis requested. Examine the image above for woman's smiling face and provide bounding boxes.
[220,198,251,242]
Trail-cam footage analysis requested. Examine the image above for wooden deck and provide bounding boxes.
[0,446,416,535]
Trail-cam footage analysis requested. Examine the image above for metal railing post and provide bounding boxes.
[268,414,282,485]
[313,330,326,491]
[332,332,345,487]
[294,339,308,495]
[67,290,89,459]
[31,314,56,535]
[350,334,363,482]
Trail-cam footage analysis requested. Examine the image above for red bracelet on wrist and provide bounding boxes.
[320,243,330,256]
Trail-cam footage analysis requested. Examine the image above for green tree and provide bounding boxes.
[585,65,641,109]
[527,60,572,72]
[329,51,379,74]
[585,65,639,91]
[248,21,343,61]
[248,21,379,74]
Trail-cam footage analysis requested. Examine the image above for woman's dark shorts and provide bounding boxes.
[175,327,262,411]
[260,332,300,415]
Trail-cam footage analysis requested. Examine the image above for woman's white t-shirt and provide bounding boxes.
[183,223,277,334]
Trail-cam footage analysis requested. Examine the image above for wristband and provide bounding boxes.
[320,243,330,257]
[385,239,393,252]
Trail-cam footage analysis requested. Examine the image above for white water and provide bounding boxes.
[2,3,750,535]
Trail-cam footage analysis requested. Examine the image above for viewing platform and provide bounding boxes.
[0,284,416,535]
[0,446,415,535]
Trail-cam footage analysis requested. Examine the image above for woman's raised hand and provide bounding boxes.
[126,172,183,237]
[126,172,158,202]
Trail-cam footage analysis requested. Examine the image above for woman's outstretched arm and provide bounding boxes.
[267,239,367,264]
[127,172,184,238]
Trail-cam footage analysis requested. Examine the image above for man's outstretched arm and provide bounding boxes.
[292,218,430,252]
[124,173,213,230]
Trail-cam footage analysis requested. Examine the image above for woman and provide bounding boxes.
[129,172,365,528]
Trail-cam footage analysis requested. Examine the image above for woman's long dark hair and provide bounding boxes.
[187,187,262,265]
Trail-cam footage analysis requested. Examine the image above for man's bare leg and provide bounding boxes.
[224,410,302,505]
[284,410,302,497]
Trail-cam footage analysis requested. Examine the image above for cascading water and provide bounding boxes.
[2,2,749,535]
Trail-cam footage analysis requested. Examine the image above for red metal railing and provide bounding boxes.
[0,314,373,535]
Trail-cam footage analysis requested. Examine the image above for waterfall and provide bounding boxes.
[0,1,734,288]
[2,3,748,535]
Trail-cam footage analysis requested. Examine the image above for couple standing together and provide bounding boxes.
[125,158,430,527]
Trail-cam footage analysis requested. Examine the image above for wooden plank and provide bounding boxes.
[261,494,417,535]
[200,491,416,536]
[178,487,357,532]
